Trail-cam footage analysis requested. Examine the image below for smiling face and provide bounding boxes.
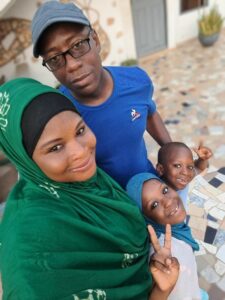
[157,146,195,191]
[39,23,104,99]
[32,111,97,182]
[142,179,186,225]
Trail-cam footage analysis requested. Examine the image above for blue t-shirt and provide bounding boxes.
[60,66,157,187]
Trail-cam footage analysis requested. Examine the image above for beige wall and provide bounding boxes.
[0,0,137,87]
[1,0,225,86]
[167,0,225,47]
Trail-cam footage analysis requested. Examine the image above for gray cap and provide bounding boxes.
[32,1,90,58]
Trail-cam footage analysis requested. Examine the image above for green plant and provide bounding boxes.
[120,58,138,66]
[198,6,224,36]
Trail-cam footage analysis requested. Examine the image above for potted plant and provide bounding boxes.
[120,58,138,66]
[198,5,224,46]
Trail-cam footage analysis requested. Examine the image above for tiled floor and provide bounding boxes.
[141,30,225,300]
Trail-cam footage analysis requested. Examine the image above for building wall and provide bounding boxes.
[0,0,225,86]
[167,0,225,47]
[0,0,137,87]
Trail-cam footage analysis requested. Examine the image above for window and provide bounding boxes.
[181,0,208,13]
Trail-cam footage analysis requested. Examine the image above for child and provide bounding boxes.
[156,141,212,208]
[126,172,209,300]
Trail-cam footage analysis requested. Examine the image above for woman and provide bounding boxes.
[0,78,178,300]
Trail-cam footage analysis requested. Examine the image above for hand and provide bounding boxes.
[148,224,180,293]
[193,140,213,161]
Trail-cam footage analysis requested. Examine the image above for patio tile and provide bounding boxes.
[200,266,220,284]
[215,260,225,276]
[140,30,225,297]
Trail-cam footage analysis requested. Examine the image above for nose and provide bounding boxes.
[180,166,189,175]
[67,140,86,162]
[65,53,82,72]
[163,196,173,208]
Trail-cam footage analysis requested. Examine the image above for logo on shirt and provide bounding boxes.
[131,108,141,121]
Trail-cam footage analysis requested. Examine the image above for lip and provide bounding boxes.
[168,204,179,217]
[72,72,91,84]
[68,155,94,173]
[176,177,189,186]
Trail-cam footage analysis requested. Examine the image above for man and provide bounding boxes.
[31,1,172,188]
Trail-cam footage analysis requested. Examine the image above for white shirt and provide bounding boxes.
[150,234,201,300]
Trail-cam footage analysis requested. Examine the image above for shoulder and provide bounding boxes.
[58,84,73,99]
[106,66,153,87]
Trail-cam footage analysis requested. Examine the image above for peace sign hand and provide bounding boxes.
[148,224,180,293]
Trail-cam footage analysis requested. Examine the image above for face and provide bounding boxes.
[157,147,195,190]
[32,111,97,182]
[39,23,103,98]
[142,179,186,225]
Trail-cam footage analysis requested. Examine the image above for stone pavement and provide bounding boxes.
[1,30,225,299]
[141,30,225,300]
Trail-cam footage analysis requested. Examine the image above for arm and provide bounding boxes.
[149,285,171,300]
[146,111,172,146]
[148,224,179,300]
[193,141,213,174]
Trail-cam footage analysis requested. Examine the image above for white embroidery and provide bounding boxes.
[0,92,10,131]
[73,289,107,300]
[39,182,60,198]
[122,253,139,268]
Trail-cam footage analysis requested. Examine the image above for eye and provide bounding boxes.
[48,144,62,153]
[188,165,194,170]
[151,201,159,210]
[47,55,61,65]
[174,164,181,168]
[162,186,169,194]
[72,40,85,50]
[76,125,85,136]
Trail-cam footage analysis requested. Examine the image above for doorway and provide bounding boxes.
[131,0,167,57]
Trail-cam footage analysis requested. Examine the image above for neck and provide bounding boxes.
[71,68,113,106]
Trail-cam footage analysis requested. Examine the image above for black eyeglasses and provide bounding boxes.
[42,30,92,72]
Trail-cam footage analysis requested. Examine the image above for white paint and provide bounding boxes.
[0,0,16,17]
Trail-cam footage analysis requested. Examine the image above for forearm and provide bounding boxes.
[148,284,170,300]
[194,158,209,173]
[146,112,172,146]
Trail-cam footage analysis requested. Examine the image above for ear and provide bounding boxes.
[91,29,101,53]
[156,163,164,177]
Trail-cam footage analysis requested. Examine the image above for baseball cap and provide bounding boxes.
[32,1,90,57]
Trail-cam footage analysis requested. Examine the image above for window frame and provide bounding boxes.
[180,0,208,14]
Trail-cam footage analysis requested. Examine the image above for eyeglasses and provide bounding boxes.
[42,30,92,72]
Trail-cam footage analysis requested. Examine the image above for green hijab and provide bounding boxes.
[0,78,151,300]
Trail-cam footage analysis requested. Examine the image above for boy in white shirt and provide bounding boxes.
[127,172,209,300]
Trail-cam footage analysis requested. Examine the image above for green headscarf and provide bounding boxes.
[0,78,151,300]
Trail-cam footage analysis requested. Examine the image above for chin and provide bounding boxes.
[76,166,97,182]
[178,211,187,223]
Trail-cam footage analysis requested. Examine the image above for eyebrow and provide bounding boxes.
[43,31,91,57]
[40,118,84,149]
